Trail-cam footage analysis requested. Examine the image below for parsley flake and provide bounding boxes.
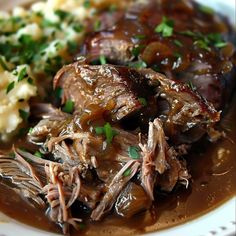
[6,81,15,94]
[174,39,183,47]
[83,0,90,8]
[123,168,132,177]
[138,97,147,106]
[95,123,118,144]
[19,109,29,121]
[18,67,27,81]
[62,100,74,113]
[34,151,43,158]
[155,16,174,37]
[128,146,140,159]
[99,55,107,65]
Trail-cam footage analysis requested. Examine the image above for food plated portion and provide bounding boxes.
[0,0,235,236]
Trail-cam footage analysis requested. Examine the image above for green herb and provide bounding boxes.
[73,23,83,33]
[173,52,182,58]
[174,39,183,47]
[180,31,227,51]
[54,9,69,20]
[133,34,146,40]
[138,97,147,106]
[95,122,118,144]
[95,127,104,135]
[199,5,214,15]
[19,109,29,121]
[99,55,106,65]
[104,123,118,144]
[18,67,27,81]
[131,45,144,57]
[27,77,34,85]
[214,41,227,48]
[62,100,74,113]
[194,39,211,52]
[128,146,140,159]
[41,19,61,29]
[155,16,174,37]
[19,34,33,44]
[83,0,90,8]
[0,56,9,70]
[6,81,15,94]
[29,127,33,134]
[68,41,78,54]
[129,60,147,69]
[180,30,196,37]
[55,87,63,100]
[123,168,132,177]
[94,20,101,31]
[34,151,43,158]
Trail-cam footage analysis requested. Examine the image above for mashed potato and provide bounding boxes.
[0,0,103,140]
[0,65,37,141]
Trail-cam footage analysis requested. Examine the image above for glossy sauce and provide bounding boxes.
[0,96,235,235]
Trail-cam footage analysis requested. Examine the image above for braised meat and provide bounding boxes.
[83,0,236,109]
[54,63,153,121]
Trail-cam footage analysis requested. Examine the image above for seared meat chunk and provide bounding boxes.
[83,0,236,109]
[53,63,220,144]
[54,63,153,121]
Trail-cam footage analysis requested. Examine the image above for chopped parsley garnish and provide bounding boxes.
[123,168,132,177]
[129,60,147,69]
[54,10,70,20]
[83,0,91,8]
[133,34,146,40]
[41,19,61,29]
[55,87,63,100]
[214,41,228,48]
[180,31,227,51]
[27,77,34,85]
[128,146,141,159]
[155,16,174,37]
[131,45,145,57]
[174,39,183,47]
[138,97,147,106]
[95,127,105,135]
[199,5,214,15]
[17,67,27,81]
[94,20,101,31]
[95,122,118,144]
[34,151,43,158]
[19,109,29,121]
[73,23,83,33]
[29,127,34,134]
[194,39,211,52]
[62,100,74,113]
[6,81,15,94]
[68,41,78,54]
[99,55,107,65]
[173,52,182,58]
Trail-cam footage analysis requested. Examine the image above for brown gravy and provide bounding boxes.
[0,97,235,235]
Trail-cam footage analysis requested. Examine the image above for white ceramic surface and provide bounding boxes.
[0,0,235,235]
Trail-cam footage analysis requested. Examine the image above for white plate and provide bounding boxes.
[0,0,235,236]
